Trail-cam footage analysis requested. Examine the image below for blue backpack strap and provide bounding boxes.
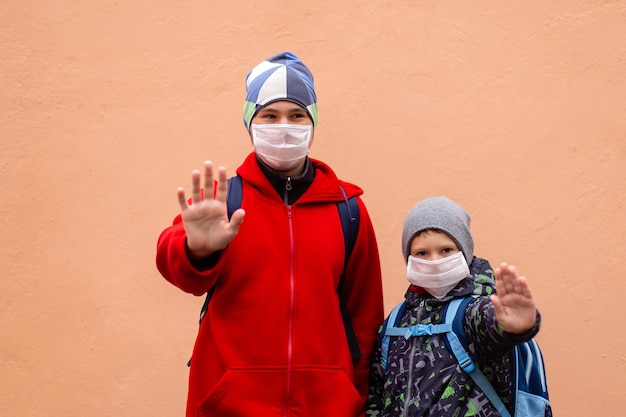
[380,301,407,373]
[337,184,359,261]
[384,322,452,339]
[444,297,511,417]
[380,301,452,373]
[226,174,242,220]
[337,184,361,361]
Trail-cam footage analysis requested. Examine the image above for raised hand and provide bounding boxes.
[177,161,245,259]
[490,263,537,334]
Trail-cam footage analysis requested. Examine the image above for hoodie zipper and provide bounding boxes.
[284,177,294,417]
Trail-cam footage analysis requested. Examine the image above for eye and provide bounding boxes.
[442,248,455,254]
[413,250,428,258]
[290,113,308,122]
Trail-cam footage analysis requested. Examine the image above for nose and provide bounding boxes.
[272,115,290,124]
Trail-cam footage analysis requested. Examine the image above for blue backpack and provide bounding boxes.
[381,297,551,417]
[194,175,362,359]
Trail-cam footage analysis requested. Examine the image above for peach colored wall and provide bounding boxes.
[2,1,625,416]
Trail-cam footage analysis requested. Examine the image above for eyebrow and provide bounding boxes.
[258,106,306,114]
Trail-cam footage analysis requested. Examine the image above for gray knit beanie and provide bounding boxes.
[401,196,474,265]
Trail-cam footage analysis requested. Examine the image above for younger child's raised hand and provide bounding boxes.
[490,263,537,334]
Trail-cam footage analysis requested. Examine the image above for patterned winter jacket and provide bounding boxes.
[366,257,541,417]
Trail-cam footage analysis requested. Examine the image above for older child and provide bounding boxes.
[157,52,383,417]
[367,196,544,416]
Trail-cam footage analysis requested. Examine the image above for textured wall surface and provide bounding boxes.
[2,1,625,416]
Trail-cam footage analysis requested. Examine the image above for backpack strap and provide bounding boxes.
[444,297,511,417]
[384,322,452,339]
[380,301,452,373]
[380,301,406,372]
[226,175,242,220]
[337,184,362,361]
[337,184,359,262]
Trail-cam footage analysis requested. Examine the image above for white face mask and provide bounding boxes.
[251,124,312,171]
[406,251,470,299]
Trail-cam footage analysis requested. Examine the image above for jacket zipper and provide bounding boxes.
[403,299,424,415]
[284,177,294,417]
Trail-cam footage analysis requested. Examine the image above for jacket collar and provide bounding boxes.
[256,155,314,205]
[236,152,363,204]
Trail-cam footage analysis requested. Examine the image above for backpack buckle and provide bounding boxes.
[458,353,476,373]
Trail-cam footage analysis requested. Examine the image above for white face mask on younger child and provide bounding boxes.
[251,124,312,171]
[406,251,470,299]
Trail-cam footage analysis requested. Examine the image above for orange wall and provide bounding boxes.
[2,1,625,416]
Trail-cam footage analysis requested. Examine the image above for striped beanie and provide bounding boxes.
[401,196,474,266]
[243,51,318,130]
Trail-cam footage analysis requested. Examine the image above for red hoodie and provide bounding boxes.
[156,153,384,417]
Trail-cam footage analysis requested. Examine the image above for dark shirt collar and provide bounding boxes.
[256,156,315,204]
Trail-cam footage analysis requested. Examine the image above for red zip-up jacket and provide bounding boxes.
[156,153,384,417]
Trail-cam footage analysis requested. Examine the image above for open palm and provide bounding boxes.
[177,161,245,259]
[490,263,537,334]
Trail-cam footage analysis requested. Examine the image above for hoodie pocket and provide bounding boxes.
[198,367,284,417]
[290,367,362,416]
[198,366,361,417]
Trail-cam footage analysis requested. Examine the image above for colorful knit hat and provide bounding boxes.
[243,51,318,130]
[401,196,475,266]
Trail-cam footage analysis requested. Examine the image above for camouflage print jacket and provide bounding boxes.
[366,257,541,417]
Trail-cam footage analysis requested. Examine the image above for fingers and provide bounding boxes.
[495,263,520,296]
[492,262,537,333]
[200,160,228,202]
[517,275,533,299]
[503,264,520,294]
[177,187,188,211]
[214,166,228,203]
[178,160,229,212]
[494,264,505,295]
[191,169,202,204]
[228,208,246,230]
[490,294,503,317]
[495,262,534,299]
[203,161,214,200]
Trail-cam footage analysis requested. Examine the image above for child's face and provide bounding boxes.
[409,230,460,261]
[251,100,314,127]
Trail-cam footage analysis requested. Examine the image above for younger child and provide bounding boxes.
[367,196,543,417]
